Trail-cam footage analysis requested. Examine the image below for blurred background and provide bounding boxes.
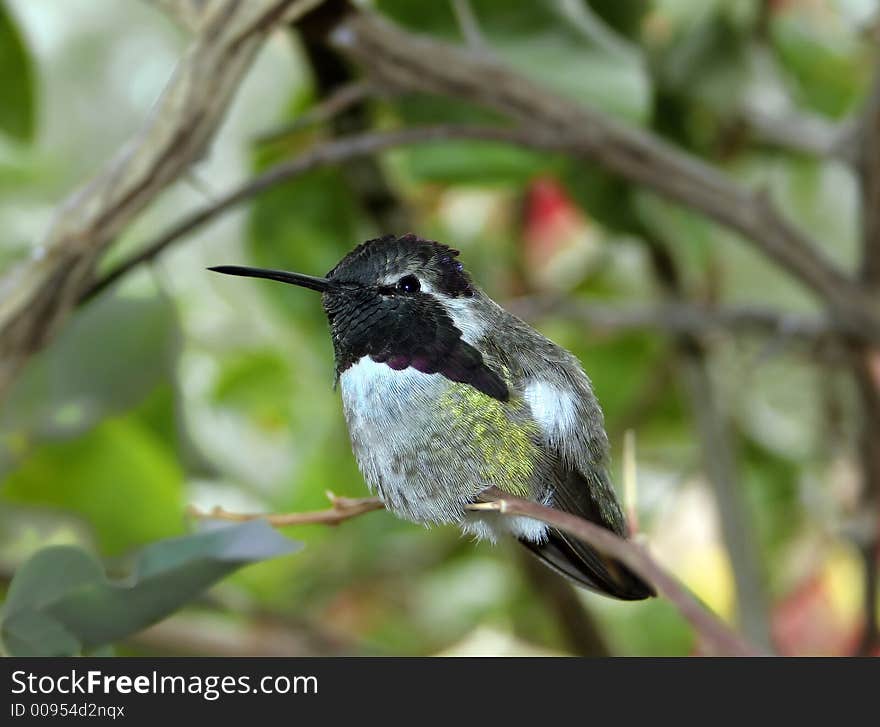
[1,0,878,656]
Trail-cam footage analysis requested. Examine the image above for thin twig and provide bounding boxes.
[80,124,562,303]
[451,0,489,55]
[508,296,838,347]
[852,352,880,655]
[858,60,880,284]
[740,100,856,163]
[188,491,385,527]
[253,80,374,145]
[515,549,611,656]
[642,234,773,650]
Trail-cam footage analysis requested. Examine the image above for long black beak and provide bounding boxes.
[208,265,330,292]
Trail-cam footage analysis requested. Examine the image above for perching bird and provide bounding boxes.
[210,233,654,600]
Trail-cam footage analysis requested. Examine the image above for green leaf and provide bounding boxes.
[771,12,866,117]
[0,523,302,656]
[588,0,648,40]
[562,161,638,233]
[0,1,36,141]
[399,141,552,185]
[381,0,650,185]
[0,290,179,446]
[1,392,185,555]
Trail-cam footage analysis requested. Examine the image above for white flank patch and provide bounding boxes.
[524,380,578,444]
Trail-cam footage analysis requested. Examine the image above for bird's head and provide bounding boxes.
[210,234,507,399]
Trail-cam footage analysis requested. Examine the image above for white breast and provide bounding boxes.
[339,356,554,545]
[340,356,440,426]
[339,357,449,520]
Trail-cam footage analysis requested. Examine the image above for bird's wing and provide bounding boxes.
[512,343,654,599]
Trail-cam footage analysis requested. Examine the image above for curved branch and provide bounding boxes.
[471,488,760,656]
[80,124,563,303]
[0,0,323,398]
[190,488,760,656]
[507,296,839,347]
[330,11,879,340]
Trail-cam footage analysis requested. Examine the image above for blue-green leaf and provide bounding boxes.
[1,522,302,656]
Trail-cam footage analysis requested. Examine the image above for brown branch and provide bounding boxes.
[852,352,880,655]
[515,548,611,656]
[329,11,880,340]
[190,489,759,655]
[851,57,880,655]
[740,100,856,163]
[80,124,563,303]
[471,489,760,656]
[858,60,880,285]
[296,13,411,233]
[508,296,839,348]
[253,80,374,145]
[0,0,324,399]
[187,492,385,527]
[642,235,773,650]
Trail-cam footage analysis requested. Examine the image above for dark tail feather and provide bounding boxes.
[517,466,655,600]
[519,529,655,600]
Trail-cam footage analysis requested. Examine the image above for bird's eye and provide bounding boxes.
[396,275,420,294]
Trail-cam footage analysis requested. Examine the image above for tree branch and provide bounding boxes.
[852,352,880,655]
[740,100,856,163]
[858,60,880,285]
[253,80,374,145]
[471,488,760,656]
[80,124,564,303]
[329,11,880,340]
[641,235,773,650]
[508,296,839,348]
[0,0,323,398]
[189,489,760,656]
[851,57,880,656]
[187,492,385,527]
[515,548,611,656]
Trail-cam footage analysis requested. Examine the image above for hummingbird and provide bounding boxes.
[210,233,653,600]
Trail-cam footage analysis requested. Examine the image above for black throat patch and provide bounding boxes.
[320,234,507,401]
[322,285,508,402]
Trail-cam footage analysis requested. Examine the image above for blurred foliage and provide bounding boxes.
[0,0,878,656]
[1,522,300,656]
[0,1,35,142]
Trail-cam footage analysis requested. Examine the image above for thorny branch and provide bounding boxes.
[189,490,759,656]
